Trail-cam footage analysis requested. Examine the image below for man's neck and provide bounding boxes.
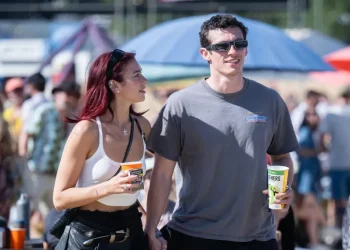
[206,73,244,94]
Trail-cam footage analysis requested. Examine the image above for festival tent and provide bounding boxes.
[38,17,115,86]
[309,70,350,85]
[324,46,350,72]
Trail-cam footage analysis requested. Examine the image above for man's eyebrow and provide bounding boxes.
[218,38,244,43]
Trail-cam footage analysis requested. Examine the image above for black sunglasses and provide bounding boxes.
[206,40,248,51]
[106,49,125,80]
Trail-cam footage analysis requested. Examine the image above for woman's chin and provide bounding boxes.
[131,96,146,104]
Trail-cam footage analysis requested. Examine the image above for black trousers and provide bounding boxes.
[277,207,295,250]
[55,204,148,250]
[160,226,279,250]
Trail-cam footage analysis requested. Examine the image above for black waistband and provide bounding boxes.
[74,202,140,231]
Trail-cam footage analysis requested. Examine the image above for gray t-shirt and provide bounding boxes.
[147,78,299,242]
[318,105,350,169]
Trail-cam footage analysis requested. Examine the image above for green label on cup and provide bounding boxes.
[267,168,288,210]
[268,169,285,175]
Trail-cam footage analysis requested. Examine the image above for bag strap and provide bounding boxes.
[113,114,135,177]
[134,117,146,142]
[122,115,135,163]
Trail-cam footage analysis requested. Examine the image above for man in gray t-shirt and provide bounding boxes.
[145,14,298,250]
[319,87,350,228]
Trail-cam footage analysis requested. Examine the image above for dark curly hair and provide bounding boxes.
[199,14,249,48]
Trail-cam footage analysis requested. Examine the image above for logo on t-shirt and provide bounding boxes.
[245,113,267,123]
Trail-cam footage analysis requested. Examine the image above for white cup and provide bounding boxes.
[267,165,289,210]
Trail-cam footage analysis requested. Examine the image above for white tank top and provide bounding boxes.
[76,117,146,206]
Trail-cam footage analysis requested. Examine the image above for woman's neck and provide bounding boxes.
[110,100,131,126]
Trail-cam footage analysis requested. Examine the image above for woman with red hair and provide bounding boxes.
[53,49,151,249]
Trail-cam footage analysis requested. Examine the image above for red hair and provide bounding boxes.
[67,51,145,123]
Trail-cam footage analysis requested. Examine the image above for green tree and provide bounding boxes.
[307,0,350,43]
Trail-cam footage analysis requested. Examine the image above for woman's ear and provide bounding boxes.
[109,80,120,93]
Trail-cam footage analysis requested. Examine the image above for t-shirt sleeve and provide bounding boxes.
[147,97,182,162]
[267,94,299,155]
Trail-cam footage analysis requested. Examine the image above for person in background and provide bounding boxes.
[3,77,25,146]
[0,100,18,221]
[291,90,321,136]
[2,78,25,206]
[0,79,10,111]
[294,107,327,250]
[18,73,65,237]
[51,81,81,137]
[146,14,297,250]
[44,76,82,248]
[18,72,48,157]
[319,87,350,229]
[285,94,299,114]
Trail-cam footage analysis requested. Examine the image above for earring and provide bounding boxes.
[117,90,120,93]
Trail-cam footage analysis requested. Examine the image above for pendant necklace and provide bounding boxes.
[122,128,127,136]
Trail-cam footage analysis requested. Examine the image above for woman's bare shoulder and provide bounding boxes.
[69,120,99,141]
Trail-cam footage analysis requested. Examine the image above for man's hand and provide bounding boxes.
[147,233,167,250]
[263,187,293,213]
[145,154,175,250]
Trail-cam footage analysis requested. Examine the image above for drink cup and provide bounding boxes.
[267,165,289,210]
[9,228,26,249]
[121,161,144,190]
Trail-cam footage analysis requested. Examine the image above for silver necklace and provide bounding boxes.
[122,128,127,136]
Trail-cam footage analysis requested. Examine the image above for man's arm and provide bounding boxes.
[145,153,176,235]
[270,153,294,185]
[18,131,28,156]
[42,241,49,249]
[319,114,331,153]
[320,132,331,153]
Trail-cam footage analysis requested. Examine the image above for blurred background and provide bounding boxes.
[0,0,349,250]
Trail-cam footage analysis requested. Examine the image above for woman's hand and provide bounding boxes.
[106,171,142,194]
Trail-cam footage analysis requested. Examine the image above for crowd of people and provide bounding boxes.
[0,74,81,238]
[287,87,350,250]
[0,14,349,250]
